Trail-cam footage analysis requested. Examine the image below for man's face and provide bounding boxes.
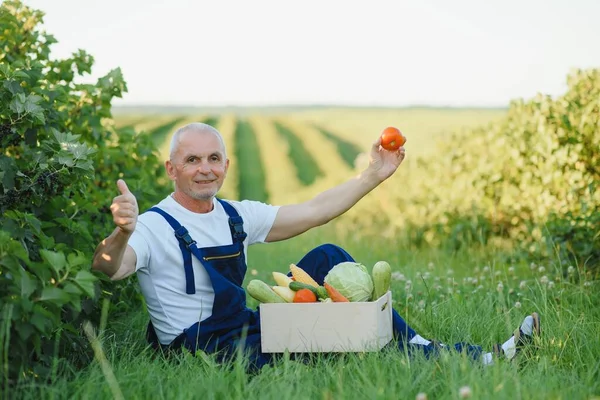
[166,129,229,201]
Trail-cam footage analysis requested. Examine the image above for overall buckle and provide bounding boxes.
[174,226,197,249]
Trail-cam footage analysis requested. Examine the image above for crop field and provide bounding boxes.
[112,107,504,205]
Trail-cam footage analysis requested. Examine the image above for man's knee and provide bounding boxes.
[308,243,354,260]
[296,243,355,284]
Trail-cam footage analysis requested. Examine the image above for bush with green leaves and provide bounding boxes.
[0,1,169,383]
[397,69,600,271]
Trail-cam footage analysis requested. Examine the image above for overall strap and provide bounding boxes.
[147,207,197,295]
[216,198,247,243]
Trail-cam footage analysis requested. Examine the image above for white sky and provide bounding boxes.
[25,0,600,107]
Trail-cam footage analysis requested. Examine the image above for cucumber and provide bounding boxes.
[247,279,286,303]
[372,261,392,300]
[289,281,329,300]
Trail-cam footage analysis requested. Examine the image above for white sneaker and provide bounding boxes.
[494,312,541,361]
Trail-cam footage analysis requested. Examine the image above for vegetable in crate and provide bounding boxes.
[372,260,392,300]
[272,285,296,302]
[247,279,286,303]
[323,261,374,302]
[293,288,317,303]
[289,281,328,300]
[272,271,293,287]
[324,282,349,302]
[289,263,320,287]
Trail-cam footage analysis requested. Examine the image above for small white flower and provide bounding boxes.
[392,271,406,281]
[567,266,575,275]
[530,262,537,270]
[519,280,527,290]
[538,266,546,274]
[548,281,555,289]
[584,281,592,287]
[416,392,428,400]
[428,262,435,270]
[483,266,491,273]
[515,301,522,308]
[459,386,473,398]
[497,282,504,292]
[250,269,258,276]
[508,266,515,275]
[540,275,549,285]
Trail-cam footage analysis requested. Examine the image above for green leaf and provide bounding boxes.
[20,268,36,298]
[0,155,17,190]
[67,251,87,268]
[39,249,67,274]
[73,270,97,298]
[16,322,34,341]
[13,70,29,80]
[0,63,10,77]
[57,152,74,167]
[39,287,71,305]
[29,312,48,333]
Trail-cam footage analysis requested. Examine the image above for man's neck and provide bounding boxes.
[171,192,214,213]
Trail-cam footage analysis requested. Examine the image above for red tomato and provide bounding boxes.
[380,127,406,151]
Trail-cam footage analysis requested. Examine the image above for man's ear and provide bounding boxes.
[165,159,176,181]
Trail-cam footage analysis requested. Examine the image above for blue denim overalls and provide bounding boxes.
[145,198,271,368]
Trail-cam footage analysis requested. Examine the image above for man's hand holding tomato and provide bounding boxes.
[365,127,407,183]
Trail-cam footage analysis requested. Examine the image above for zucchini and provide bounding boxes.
[372,261,392,300]
[247,279,286,303]
[289,281,329,300]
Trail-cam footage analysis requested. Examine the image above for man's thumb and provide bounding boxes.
[117,179,130,195]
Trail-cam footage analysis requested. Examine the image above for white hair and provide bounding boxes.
[169,122,226,160]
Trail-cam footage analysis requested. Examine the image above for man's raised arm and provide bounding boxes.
[92,179,138,280]
[266,137,406,242]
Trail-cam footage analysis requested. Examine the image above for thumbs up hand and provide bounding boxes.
[110,179,139,234]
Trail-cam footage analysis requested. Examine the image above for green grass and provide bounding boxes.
[273,121,324,186]
[234,119,269,202]
[10,226,600,399]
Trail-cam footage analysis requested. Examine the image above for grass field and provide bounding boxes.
[14,229,600,399]
[11,107,599,399]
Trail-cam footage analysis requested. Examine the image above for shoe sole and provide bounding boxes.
[514,312,541,345]
[531,312,541,337]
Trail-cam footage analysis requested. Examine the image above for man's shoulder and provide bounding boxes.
[217,198,278,217]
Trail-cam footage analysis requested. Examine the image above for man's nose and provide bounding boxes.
[196,160,211,174]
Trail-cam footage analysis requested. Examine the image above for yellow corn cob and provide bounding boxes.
[289,263,319,287]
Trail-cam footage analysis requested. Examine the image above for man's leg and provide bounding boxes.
[294,244,541,365]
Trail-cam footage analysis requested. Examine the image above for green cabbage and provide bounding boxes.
[324,262,374,302]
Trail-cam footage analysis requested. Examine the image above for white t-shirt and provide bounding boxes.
[128,195,280,345]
